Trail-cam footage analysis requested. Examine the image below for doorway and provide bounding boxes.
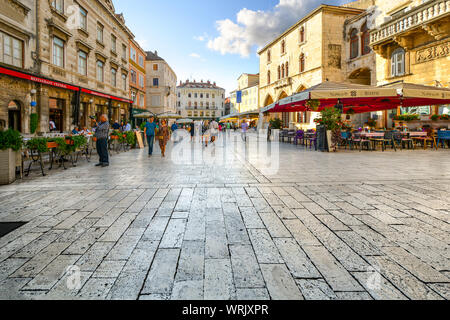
[49,98,65,132]
[8,101,21,132]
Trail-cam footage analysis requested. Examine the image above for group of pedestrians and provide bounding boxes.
[144,116,170,157]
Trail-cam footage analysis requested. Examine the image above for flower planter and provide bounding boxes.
[0,149,18,185]
[110,136,119,140]
[47,142,58,149]
[65,139,74,145]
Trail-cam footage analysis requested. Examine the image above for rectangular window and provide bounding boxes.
[52,0,64,13]
[2,32,23,68]
[96,60,104,82]
[139,74,144,88]
[138,55,144,67]
[111,68,117,87]
[111,35,116,53]
[151,95,161,106]
[78,50,87,75]
[131,47,136,62]
[140,93,145,107]
[79,6,87,30]
[153,64,158,71]
[97,23,103,43]
[53,36,64,68]
[122,73,127,91]
[122,44,127,60]
[131,70,137,84]
[153,78,159,87]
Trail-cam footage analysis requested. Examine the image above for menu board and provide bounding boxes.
[135,131,144,149]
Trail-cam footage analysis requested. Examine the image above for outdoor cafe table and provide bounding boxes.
[402,131,436,150]
[359,132,385,151]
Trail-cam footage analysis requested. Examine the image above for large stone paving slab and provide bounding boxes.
[0,134,449,300]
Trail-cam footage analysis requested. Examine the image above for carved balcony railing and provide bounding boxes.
[370,0,450,46]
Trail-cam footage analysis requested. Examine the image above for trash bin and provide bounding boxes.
[317,125,328,152]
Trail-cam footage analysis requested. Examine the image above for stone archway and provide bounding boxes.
[348,68,371,85]
[263,94,274,107]
[277,91,289,127]
[348,68,372,127]
[295,85,307,93]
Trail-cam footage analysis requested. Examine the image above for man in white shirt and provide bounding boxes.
[49,120,56,132]
[209,120,219,143]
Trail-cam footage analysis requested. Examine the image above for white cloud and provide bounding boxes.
[194,32,209,42]
[208,0,327,58]
[189,53,201,59]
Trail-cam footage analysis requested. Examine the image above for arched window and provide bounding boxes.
[299,54,305,73]
[267,50,271,63]
[299,26,305,43]
[361,23,370,55]
[285,62,289,77]
[267,70,271,85]
[277,66,281,80]
[350,28,358,59]
[281,64,285,78]
[281,40,285,54]
[391,48,405,77]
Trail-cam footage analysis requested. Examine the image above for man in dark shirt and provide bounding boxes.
[93,114,110,167]
[112,120,120,130]
[144,116,157,156]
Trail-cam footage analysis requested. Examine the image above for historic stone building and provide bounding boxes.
[129,37,146,119]
[0,0,37,133]
[370,0,450,126]
[176,80,225,120]
[0,0,134,134]
[258,5,364,128]
[145,50,177,116]
[230,73,259,115]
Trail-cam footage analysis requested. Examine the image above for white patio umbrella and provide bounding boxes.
[176,118,194,124]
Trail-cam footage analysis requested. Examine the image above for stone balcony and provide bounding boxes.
[370,0,450,48]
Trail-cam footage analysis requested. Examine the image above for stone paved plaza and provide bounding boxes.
[0,133,449,300]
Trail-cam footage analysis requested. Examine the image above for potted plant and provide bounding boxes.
[110,130,120,140]
[26,137,49,154]
[319,108,342,152]
[0,129,23,185]
[306,99,320,112]
[269,118,282,141]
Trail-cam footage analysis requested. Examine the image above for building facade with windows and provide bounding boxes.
[0,0,134,134]
[176,80,225,120]
[129,38,146,117]
[232,73,259,114]
[0,0,37,133]
[369,0,450,126]
[258,5,364,129]
[145,50,177,116]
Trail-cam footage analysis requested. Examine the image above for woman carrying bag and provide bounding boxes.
[157,119,170,157]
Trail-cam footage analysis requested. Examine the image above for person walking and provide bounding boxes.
[190,121,195,142]
[144,116,157,157]
[171,122,178,143]
[93,114,110,167]
[202,120,210,147]
[158,119,170,157]
[210,119,219,144]
[241,120,249,142]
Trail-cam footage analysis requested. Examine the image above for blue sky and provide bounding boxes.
[114,0,348,95]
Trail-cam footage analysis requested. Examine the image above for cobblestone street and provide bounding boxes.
[0,134,449,300]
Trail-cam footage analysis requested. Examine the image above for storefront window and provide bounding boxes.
[400,106,431,115]
[439,105,449,115]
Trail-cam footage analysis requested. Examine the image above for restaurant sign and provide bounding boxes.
[415,42,449,64]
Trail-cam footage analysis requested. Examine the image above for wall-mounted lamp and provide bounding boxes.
[89,99,94,103]
[30,89,37,95]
